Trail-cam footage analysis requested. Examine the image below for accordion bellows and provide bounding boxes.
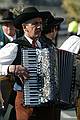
[21,48,76,107]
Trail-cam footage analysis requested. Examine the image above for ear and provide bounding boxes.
[22,24,28,32]
[22,24,26,29]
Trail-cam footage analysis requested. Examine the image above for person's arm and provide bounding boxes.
[0,43,18,75]
[59,35,80,54]
[0,43,29,82]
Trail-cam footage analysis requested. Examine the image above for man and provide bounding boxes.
[0,9,23,120]
[40,13,64,48]
[0,7,64,120]
[0,10,23,48]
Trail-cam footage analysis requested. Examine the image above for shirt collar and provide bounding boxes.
[24,34,33,44]
[4,32,16,42]
[24,34,42,48]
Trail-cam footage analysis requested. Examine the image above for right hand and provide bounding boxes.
[8,65,29,84]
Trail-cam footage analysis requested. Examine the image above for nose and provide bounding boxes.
[37,25,41,29]
[37,22,43,29]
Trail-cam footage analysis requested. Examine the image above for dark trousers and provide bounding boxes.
[0,79,17,120]
[8,90,17,120]
[9,107,16,120]
[29,102,61,120]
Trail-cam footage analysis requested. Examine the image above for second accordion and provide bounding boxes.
[21,47,76,107]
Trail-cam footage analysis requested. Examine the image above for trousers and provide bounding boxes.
[15,91,61,120]
[15,91,33,120]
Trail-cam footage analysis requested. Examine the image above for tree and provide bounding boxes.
[62,0,80,20]
[10,1,25,16]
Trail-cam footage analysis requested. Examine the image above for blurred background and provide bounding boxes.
[0,0,79,119]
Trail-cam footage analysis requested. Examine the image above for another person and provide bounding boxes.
[0,10,23,48]
[0,9,23,120]
[40,13,64,48]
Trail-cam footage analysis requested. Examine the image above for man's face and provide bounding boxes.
[22,17,42,40]
[2,22,16,37]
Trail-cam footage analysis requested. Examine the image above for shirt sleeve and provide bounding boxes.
[0,43,18,75]
[59,35,80,54]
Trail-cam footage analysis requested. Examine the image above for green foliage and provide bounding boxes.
[0,0,5,2]
[10,2,25,16]
[62,0,80,20]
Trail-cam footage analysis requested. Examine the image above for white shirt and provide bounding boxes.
[59,35,80,54]
[0,43,18,75]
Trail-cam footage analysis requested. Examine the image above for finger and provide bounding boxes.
[17,75,24,84]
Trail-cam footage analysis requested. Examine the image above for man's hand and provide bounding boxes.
[8,65,29,83]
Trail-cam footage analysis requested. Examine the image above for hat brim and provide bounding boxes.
[0,20,14,24]
[42,11,64,26]
[54,17,64,25]
[15,11,51,29]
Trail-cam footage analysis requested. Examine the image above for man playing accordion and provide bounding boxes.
[0,6,64,120]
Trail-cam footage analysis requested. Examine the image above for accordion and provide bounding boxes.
[21,48,76,107]
[57,49,76,107]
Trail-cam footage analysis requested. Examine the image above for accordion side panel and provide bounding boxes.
[58,49,76,106]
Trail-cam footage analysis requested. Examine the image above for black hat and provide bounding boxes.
[15,7,53,28]
[0,10,15,24]
[42,13,64,34]
[44,11,64,26]
[53,17,64,25]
